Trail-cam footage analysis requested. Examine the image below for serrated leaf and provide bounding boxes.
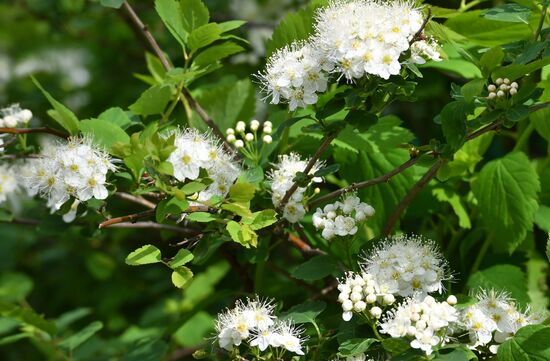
[169,249,194,268]
[546,236,550,263]
[193,42,244,67]
[432,188,471,229]
[180,0,209,33]
[171,266,193,288]
[80,118,130,151]
[228,182,255,203]
[121,338,169,361]
[97,107,132,129]
[31,77,79,135]
[472,152,540,253]
[291,255,336,281]
[155,0,188,46]
[188,23,221,52]
[186,212,215,222]
[125,245,162,266]
[156,197,189,222]
[497,325,550,361]
[129,85,172,117]
[483,4,531,24]
[226,221,257,248]
[180,181,208,194]
[279,300,326,324]
[440,101,468,151]
[338,338,378,357]
[532,108,550,142]
[467,264,530,306]
[100,0,124,8]
[479,47,504,77]
[218,20,246,33]
[492,57,550,81]
[59,321,103,351]
[242,209,277,230]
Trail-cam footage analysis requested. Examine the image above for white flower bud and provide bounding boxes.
[338,293,350,302]
[0,119,4,127]
[416,320,427,330]
[263,121,272,128]
[235,139,244,148]
[370,306,382,318]
[487,84,496,92]
[352,285,363,293]
[226,134,236,143]
[236,121,246,133]
[383,294,395,305]
[342,300,353,311]
[262,134,272,144]
[366,294,377,304]
[411,312,420,322]
[424,295,435,305]
[497,90,505,97]
[327,211,336,219]
[245,133,254,142]
[406,326,417,337]
[509,88,517,95]
[250,119,260,131]
[499,84,508,91]
[496,78,504,85]
[226,127,235,135]
[488,92,497,99]
[503,78,510,85]
[511,82,518,89]
[364,285,375,295]
[338,284,351,294]
[3,115,17,128]
[446,295,457,305]
[263,126,272,135]
[19,109,33,123]
[353,301,366,312]
[350,292,362,302]
[314,187,320,194]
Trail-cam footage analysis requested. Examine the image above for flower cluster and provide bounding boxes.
[226,120,273,148]
[337,271,395,321]
[463,289,541,353]
[379,295,459,355]
[0,164,18,204]
[167,128,241,202]
[215,297,305,356]
[312,193,375,240]
[268,152,323,223]
[361,234,449,297]
[487,77,518,99]
[0,104,32,128]
[258,0,441,109]
[24,137,116,212]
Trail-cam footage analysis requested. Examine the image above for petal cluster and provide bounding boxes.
[24,137,116,211]
[0,164,18,204]
[215,297,305,356]
[0,104,32,128]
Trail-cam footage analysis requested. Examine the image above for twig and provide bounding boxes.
[104,221,200,235]
[0,218,40,226]
[115,192,156,209]
[0,127,68,138]
[277,133,337,213]
[310,279,339,301]
[410,7,432,45]
[382,159,445,236]
[288,231,326,256]
[99,209,155,228]
[529,101,550,113]
[309,156,419,209]
[121,1,236,155]
[534,3,548,41]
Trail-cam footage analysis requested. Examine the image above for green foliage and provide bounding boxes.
[497,325,550,361]
[338,338,378,357]
[467,264,530,306]
[125,245,162,266]
[291,255,337,281]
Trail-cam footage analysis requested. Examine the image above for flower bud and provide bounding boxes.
[314,187,320,194]
[226,128,235,135]
[499,84,508,91]
[235,139,244,148]
[446,295,458,305]
[366,294,377,304]
[383,294,395,305]
[353,301,366,312]
[226,134,236,143]
[370,306,382,318]
[487,84,496,92]
[263,121,272,128]
[342,299,353,311]
[262,135,272,144]
[19,109,32,123]
[509,88,517,95]
[250,119,260,131]
[350,292,362,302]
[3,115,17,128]
[496,78,504,85]
[511,82,518,89]
[503,78,510,85]
[245,133,254,142]
[497,90,505,97]
[488,92,497,99]
[263,126,272,135]
[236,121,246,133]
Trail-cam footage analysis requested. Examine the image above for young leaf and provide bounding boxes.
[439,101,468,151]
[482,4,531,23]
[472,152,540,253]
[31,77,80,135]
[186,212,216,223]
[226,221,257,248]
[338,338,378,357]
[171,266,194,288]
[80,119,130,151]
[96,107,132,129]
[100,0,124,8]
[188,23,221,52]
[169,249,194,268]
[479,46,504,77]
[180,0,209,34]
[279,300,326,325]
[193,42,244,67]
[242,209,277,231]
[155,0,188,46]
[59,321,103,351]
[128,85,172,117]
[228,182,256,203]
[125,245,162,266]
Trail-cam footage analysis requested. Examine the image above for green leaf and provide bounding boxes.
[80,118,130,151]
[483,4,531,23]
[505,105,530,122]
[228,182,255,203]
[497,325,550,361]
[59,321,103,351]
[100,0,124,8]
[440,101,468,151]
[180,181,208,194]
[382,337,411,354]
[97,107,132,129]
[193,42,244,67]
[186,212,215,223]
[461,79,486,104]
[0,273,33,302]
[291,255,337,281]
[314,164,340,177]
[467,264,530,306]
[169,249,194,268]
[129,85,172,117]
[218,20,246,33]
[125,245,162,266]
[432,188,471,229]
[180,0,209,34]
[479,47,504,78]
[338,338,378,357]
[532,108,550,142]
[433,348,478,361]
[173,311,214,347]
[171,266,193,288]
[155,0,188,46]
[279,300,326,324]
[188,23,221,52]
[156,197,189,222]
[0,208,13,222]
[546,235,550,263]
[55,308,92,333]
[121,338,169,361]
[242,209,277,231]
[472,152,540,253]
[226,221,257,248]
[492,57,550,81]
[31,77,79,135]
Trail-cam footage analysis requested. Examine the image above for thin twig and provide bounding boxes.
[0,127,68,138]
[104,221,200,235]
[99,209,155,228]
[277,133,337,212]
[309,156,419,209]
[534,3,548,41]
[0,218,40,226]
[288,231,326,256]
[121,1,235,155]
[410,7,432,45]
[115,192,156,209]
[382,159,445,236]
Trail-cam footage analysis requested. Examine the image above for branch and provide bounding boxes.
[121,1,236,155]
[114,192,156,209]
[0,127,68,138]
[277,133,337,212]
[99,209,155,228]
[382,159,445,236]
[104,221,200,235]
[309,156,419,209]
[410,7,432,45]
[0,218,40,226]
[288,230,326,256]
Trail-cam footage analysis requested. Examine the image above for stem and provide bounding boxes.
[277,132,337,213]
[459,0,482,12]
[410,7,432,45]
[114,192,156,209]
[470,233,493,275]
[99,209,155,228]
[0,127,68,138]
[382,159,446,236]
[104,221,200,235]
[513,120,535,151]
[534,3,548,41]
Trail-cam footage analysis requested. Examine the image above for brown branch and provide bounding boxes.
[410,7,432,45]
[465,121,501,141]
[0,127,68,138]
[277,133,337,213]
[114,192,156,209]
[382,159,445,236]
[288,231,326,256]
[0,218,40,226]
[104,221,200,235]
[121,1,236,155]
[99,209,155,228]
[309,156,419,209]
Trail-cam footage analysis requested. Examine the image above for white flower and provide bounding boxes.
[0,164,19,204]
[361,234,449,297]
[269,321,306,355]
[408,39,442,64]
[0,104,33,128]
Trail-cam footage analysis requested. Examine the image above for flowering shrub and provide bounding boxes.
[1,0,550,360]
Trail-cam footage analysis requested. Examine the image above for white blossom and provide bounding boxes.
[0,103,33,128]
[0,164,18,204]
